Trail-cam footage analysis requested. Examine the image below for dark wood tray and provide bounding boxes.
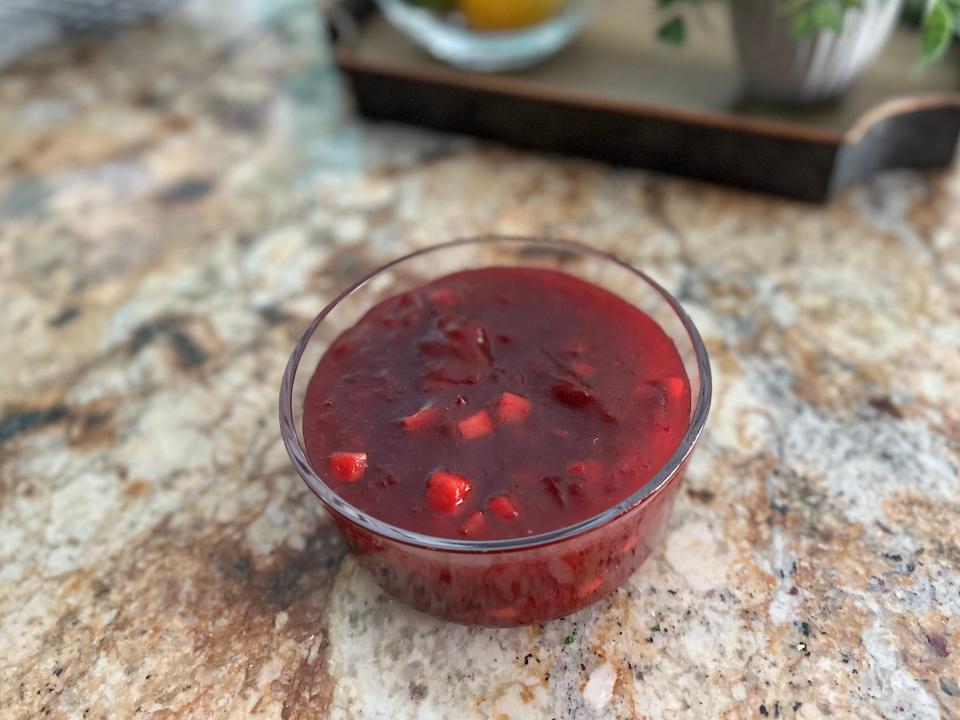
[327,0,960,201]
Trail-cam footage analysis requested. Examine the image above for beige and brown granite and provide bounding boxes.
[1,1,959,718]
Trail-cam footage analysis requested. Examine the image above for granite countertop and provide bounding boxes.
[2,2,959,718]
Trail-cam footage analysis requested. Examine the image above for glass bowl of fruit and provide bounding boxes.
[279,236,711,626]
[374,0,591,71]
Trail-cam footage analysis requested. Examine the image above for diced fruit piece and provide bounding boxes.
[552,379,618,423]
[496,391,531,423]
[429,287,458,306]
[567,459,603,483]
[572,360,593,378]
[457,410,493,440]
[576,575,604,598]
[328,451,367,482]
[460,510,486,536]
[542,476,585,508]
[426,471,473,513]
[401,404,442,431]
[488,606,520,620]
[487,494,519,521]
[665,376,686,398]
[551,379,594,408]
[330,339,353,359]
[620,534,640,554]
[421,316,493,367]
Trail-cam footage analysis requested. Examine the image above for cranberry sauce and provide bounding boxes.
[303,267,690,541]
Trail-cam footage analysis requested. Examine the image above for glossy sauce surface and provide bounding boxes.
[303,267,690,540]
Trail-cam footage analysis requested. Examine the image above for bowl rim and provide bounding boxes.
[279,236,712,552]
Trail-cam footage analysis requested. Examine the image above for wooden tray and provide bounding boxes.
[327,0,960,201]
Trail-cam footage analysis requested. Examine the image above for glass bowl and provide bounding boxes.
[374,0,591,72]
[279,236,711,626]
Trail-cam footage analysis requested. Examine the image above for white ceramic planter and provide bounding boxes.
[730,0,903,104]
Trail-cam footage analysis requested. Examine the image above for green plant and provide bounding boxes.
[655,0,688,45]
[787,0,868,35]
[922,0,960,63]
[657,0,957,64]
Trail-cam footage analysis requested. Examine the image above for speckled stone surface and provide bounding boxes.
[2,2,960,718]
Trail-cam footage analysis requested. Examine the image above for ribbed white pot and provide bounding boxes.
[730,0,903,104]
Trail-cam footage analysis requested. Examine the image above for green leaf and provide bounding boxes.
[811,0,845,33]
[657,16,686,46]
[651,623,662,632]
[922,0,954,64]
[563,634,575,645]
[792,10,817,36]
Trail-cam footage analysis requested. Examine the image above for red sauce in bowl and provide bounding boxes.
[303,267,690,541]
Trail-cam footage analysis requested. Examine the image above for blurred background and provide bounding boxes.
[2,1,959,718]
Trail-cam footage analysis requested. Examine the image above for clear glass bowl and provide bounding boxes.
[374,0,591,72]
[279,236,711,626]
